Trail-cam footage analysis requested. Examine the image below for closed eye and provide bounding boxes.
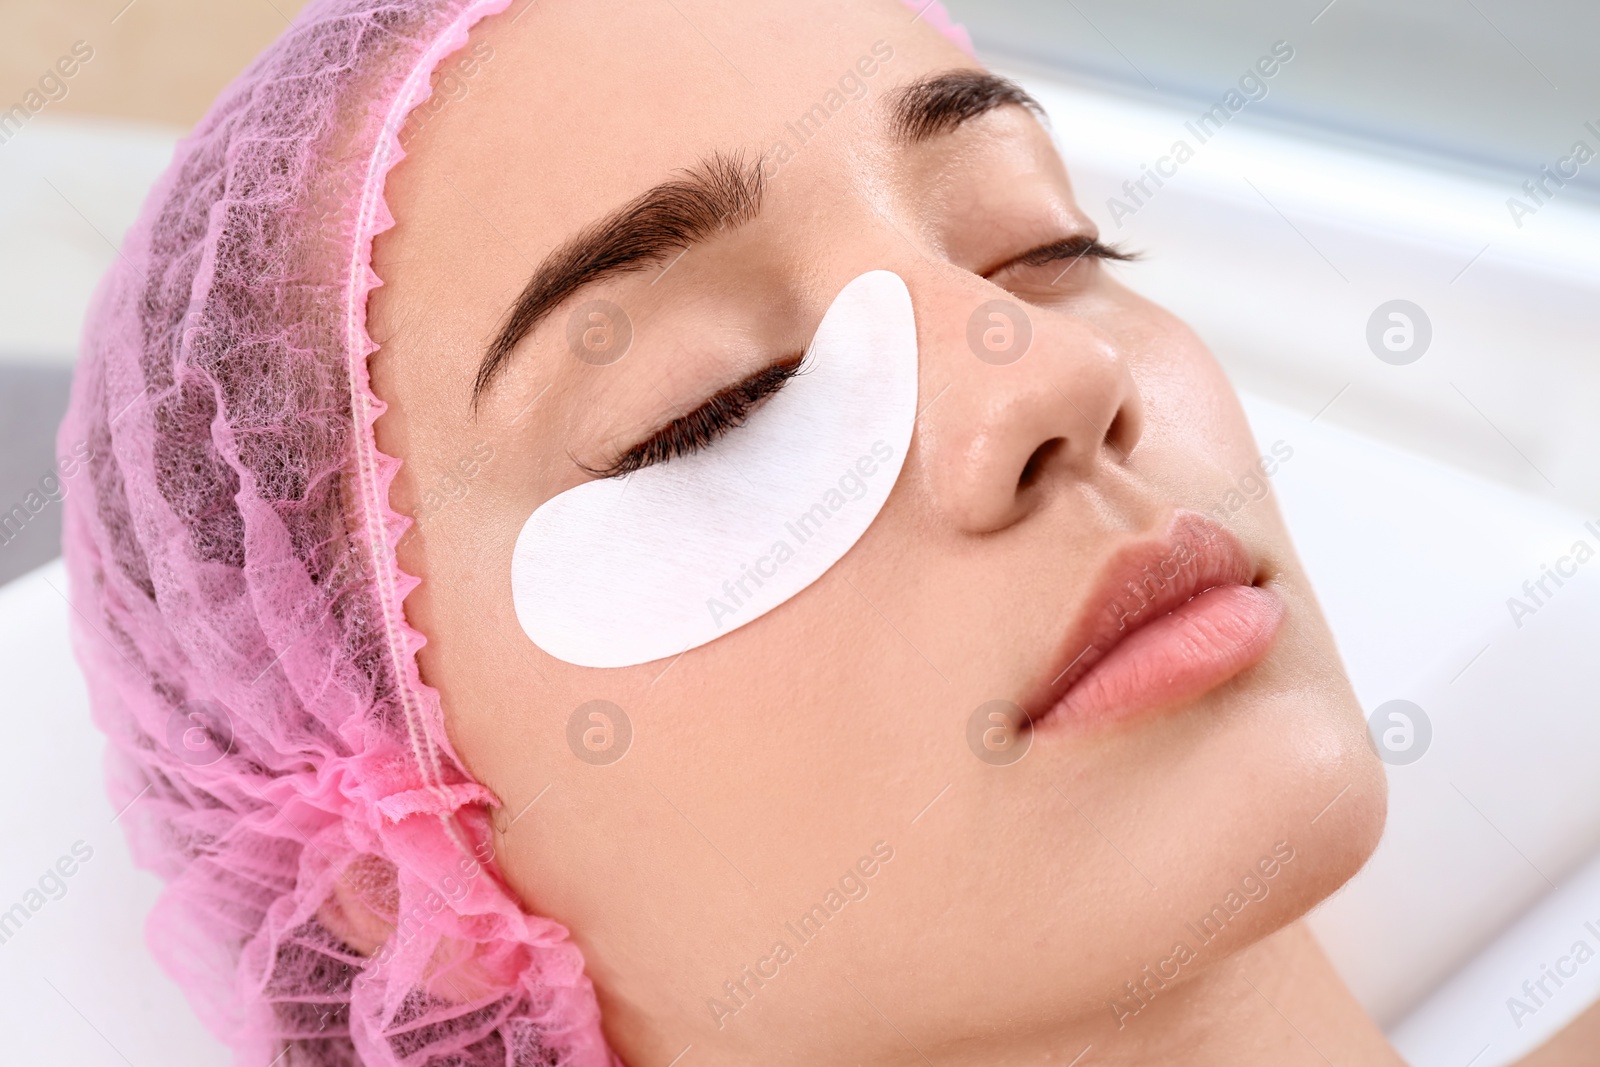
[581,354,808,479]
[987,234,1137,282]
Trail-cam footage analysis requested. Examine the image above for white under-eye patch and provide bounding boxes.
[511,269,918,668]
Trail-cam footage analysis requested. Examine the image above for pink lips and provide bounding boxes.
[1029,511,1284,730]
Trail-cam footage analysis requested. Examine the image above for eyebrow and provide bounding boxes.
[890,69,1044,142]
[474,151,764,403]
[474,70,1043,405]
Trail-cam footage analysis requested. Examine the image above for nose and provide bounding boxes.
[914,287,1144,534]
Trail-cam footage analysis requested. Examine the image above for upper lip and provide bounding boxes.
[1023,510,1260,720]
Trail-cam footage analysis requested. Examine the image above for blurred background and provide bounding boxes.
[2,2,1597,1065]
[957,0,1600,195]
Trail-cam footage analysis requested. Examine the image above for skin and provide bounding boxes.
[364,0,1407,1062]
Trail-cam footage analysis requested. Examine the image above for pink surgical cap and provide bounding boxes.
[58,1,971,1064]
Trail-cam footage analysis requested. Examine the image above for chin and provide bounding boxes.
[1182,614,1390,935]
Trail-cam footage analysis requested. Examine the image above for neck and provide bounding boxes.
[940,921,1404,1067]
[1093,921,1402,1066]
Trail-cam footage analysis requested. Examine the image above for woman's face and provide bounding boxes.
[368,0,1385,1061]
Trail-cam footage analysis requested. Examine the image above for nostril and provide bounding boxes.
[1018,437,1066,490]
[1105,405,1141,462]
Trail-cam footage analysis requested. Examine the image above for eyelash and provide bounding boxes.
[585,354,807,479]
[995,234,1136,277]
[585,236,1134,479]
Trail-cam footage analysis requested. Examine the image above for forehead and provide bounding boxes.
[391,0,976,268]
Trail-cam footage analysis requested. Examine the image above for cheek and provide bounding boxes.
[1123,300,1254,470]
[1107,294,1287,540]
[483,571,938,1030]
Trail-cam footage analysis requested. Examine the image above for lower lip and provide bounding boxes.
[1038,584,1285,729]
